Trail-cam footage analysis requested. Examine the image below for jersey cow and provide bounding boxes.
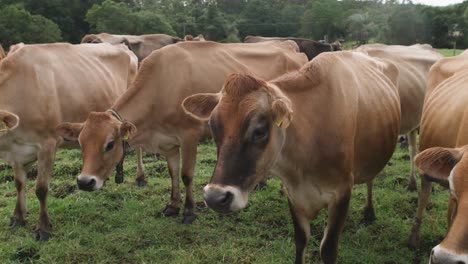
[244,35,342,60]
[407,50,468,263]
[81,33,182,62]
[55,41,307,224]
[182,51,400,263]
[355,44,443,191]
[0,43,137,240]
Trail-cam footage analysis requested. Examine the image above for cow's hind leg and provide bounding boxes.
[33,139,56,241]
[288,200,312,264]
[161,148,181,217]
[407,176,432,249]
[407,129,418,192]
[10,164,28,228]
[180,137,199,224]
[320,190,351,264]
[361,180,376,224]
[135,147,147,186]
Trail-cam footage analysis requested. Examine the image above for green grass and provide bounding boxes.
[0,141,448,264]
[436,48,463,57]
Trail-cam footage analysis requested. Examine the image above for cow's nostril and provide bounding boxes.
[86,178,96,187]
[220,191,233,206]
[456,261,465,264]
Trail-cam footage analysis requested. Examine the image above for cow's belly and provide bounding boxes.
[0,142,37,165]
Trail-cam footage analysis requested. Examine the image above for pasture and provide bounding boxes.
[0,49,462,263]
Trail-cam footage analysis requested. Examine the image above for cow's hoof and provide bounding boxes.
[9,217,25,228]
[136,179,147,187]
[360,210,376,225]
[162,205,180,217]
[407,182,417,192]
[181,214,197,224]
[33,229,51,241]
[115,175,124,184]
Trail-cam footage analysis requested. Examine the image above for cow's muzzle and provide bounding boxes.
[203,184,248,213]
[77,174,100,191]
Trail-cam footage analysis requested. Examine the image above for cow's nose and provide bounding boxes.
[203,187,233,213]
[77,176,96,191]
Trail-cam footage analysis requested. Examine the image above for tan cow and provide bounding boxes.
[81,33,182,62]
[56,41,307,224]
[355,43,443,191]
[0,42,137,240]
[407,50,468,257]
[182,51,400,263]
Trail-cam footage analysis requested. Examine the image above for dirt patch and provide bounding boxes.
[27,167,37,180]
[13,246,39,262]
[201,158,216,165]
[52,182,77,198]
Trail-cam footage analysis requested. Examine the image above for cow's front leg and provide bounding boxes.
[407,129,418,192]
[10,164,28,228]
[320,189,351,264]
[407,176,432,249]
[135,147,147,186]
[180,137,199,224]
[33,139,56,241]
[288,200,312,264]
[162,148,181,217]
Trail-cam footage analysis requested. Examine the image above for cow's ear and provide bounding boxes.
[414,147,464,182]
[182,93,220,121]
[56,122,83,141]
[120,121,137,141]
[0,110,19,131]
[272,98,293,129]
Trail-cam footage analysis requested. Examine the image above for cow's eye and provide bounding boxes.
[105,141,115,152]
[252,126,268,142]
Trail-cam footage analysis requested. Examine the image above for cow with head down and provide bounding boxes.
[182,51,400,263]
[407,50,468,262]
[81,33,182,62]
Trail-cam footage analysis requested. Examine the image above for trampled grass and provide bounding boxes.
[0,141,448,264]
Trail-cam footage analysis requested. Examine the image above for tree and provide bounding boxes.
[301,0,345,41]
[0,4,61,48]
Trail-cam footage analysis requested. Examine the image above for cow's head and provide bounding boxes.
[80,34,103,44]
[0,110,19,133]
[414,146,468,264]
[182,74,292,213]
[56,112,136,191]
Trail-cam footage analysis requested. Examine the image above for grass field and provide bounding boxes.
[0,49,460,263]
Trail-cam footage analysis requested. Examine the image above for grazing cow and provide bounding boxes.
[408,50,468,253]
[355,43,443,191]
[184,34,206,41]
[244,35,342,60]
[81,33,182,62]
[55,41,307,224]
[0,43,137,240]
[182,51,400,263]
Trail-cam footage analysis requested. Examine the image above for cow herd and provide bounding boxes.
[0,33,465,263]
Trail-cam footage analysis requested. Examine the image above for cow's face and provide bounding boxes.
[182,74,292,213]
[80,34,103,44]
[56,112,136,191]
[414,147,468,264]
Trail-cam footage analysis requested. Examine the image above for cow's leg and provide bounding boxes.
[407,176,432,249]
[180,137,199,224]
[162,148,181,217]
[135,147,147,187]
[10,164,28,228]
[320,190,351,264]
[361,180,376,224]
[407,129,418,192]
[115,155,124,184]
[288,200,312,264]
[33,139,56,241]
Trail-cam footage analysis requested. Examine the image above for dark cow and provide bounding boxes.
[244,35,342,60]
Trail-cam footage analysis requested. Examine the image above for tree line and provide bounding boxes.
[0,0,467,49]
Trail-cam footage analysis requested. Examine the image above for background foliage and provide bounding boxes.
[0,0,467,49]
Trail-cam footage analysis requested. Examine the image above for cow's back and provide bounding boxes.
[419,50,468,151]
[0,43,137,141]
[356,44,443,134]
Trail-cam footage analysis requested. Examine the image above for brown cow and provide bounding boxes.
[244,35,342,60]
[355,43,443,191]
[55,41,307,224]
[413,147,468,264]
[0,43,137,240]
[182,51,400,263]
[407,50,468,254]
[81,33,182,62]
